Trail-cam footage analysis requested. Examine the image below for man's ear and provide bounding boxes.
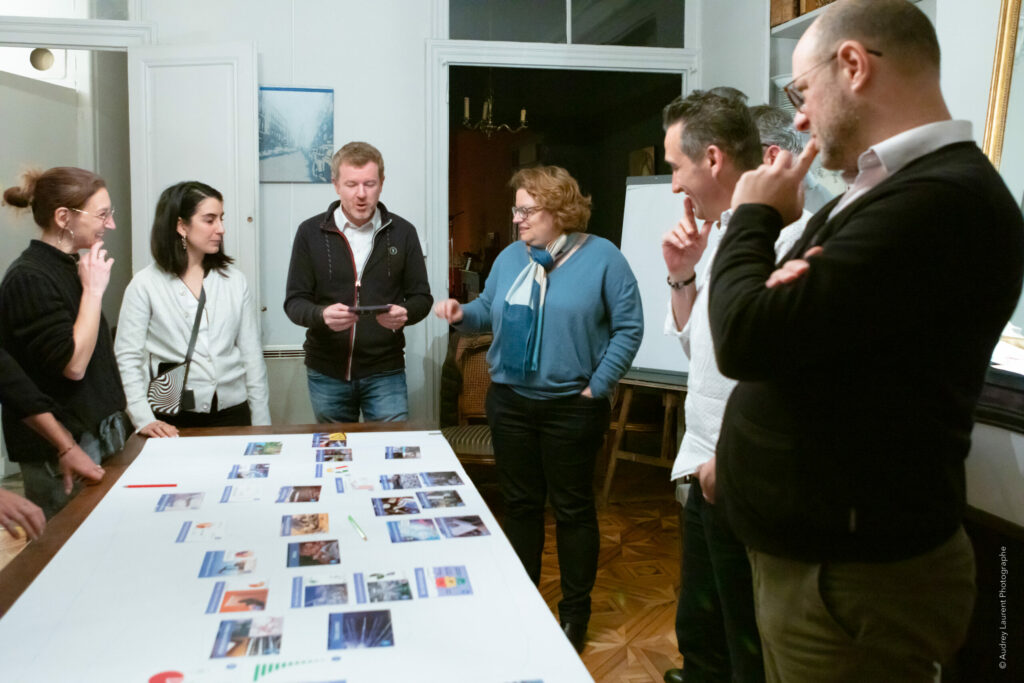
[707,144,726,177]
[763,144,781,165]
[836,39,873,93]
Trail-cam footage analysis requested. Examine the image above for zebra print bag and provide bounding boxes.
[147,362,194,415]
[146,287,205,416]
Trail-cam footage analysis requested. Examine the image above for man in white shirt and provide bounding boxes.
[660,90,810,683]
[285,142,432,423]
[708,1,1024,681]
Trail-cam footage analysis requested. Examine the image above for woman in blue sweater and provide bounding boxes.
[435,166,643,652]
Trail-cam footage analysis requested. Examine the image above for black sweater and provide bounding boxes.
[709,142,1024,562]
[0,240,125,464]
[283,201,432,380]
[0,347,56,419]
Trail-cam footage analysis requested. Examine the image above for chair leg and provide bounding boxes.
[601,387,634,506]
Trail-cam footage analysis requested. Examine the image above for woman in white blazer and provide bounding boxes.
[115,181,270,437]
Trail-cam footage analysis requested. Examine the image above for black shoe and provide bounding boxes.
[663,668,684,683]
[560,621,587,653]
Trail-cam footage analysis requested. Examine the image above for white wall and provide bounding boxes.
[0,69,79,477]
[91,50,132,326]
[695,0,769,100]
[0,72,79,273]
[932,0,1002,141]
[139,0,435,423]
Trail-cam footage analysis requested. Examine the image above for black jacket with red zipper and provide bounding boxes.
[284,200,432,381]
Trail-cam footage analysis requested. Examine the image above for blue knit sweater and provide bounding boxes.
[457,235,643,400]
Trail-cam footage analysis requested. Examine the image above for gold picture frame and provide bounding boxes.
[982,0,1022,169]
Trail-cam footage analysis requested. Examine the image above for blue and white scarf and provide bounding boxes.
[498,232,582,379]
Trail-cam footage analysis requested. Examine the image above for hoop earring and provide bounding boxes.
[58,227,74,250]
[181,234,188,252]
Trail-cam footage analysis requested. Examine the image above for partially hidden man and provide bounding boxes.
[285,141,432,423]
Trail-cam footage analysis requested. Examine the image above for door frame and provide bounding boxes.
[0,15,154,187]
[0,15,153,476]
[423,39,699,425]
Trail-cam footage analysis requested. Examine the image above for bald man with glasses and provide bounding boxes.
[707,1,1024,681]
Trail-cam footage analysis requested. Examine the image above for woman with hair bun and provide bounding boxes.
[115,181,270,436]
[0,166,129,518]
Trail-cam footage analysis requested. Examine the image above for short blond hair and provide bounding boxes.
[509,165,592,233]
[330,141,384,180]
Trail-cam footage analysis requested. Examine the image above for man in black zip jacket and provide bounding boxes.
[284,141,432,423]
[707,1,1024,682]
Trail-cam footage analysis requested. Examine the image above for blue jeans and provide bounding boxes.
[306,367,408,423]
[22,411,131,519]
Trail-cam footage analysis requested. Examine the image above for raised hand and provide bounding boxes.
[77,240,114,298]
[433,299,464,324]
[732,138,818,226]
[662,196,713,283]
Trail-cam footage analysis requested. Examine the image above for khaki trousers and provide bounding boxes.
[748,527,975,683]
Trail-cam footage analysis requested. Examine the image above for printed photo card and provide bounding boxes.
[244,441,282,456]
[277,485,322,503]
[287,540,341,567]
[416,489,465,509]
[280,513,329,536]
[371,496,420,516]
[385,446,421,460]
[312,432,347,448]
[210,616,282,658]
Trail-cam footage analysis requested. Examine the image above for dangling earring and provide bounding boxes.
[181,234,188,252]
[58,227,74,250]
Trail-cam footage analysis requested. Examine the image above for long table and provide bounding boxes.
[0,423,592,682]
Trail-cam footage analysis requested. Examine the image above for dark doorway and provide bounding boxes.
[447,66,681,301]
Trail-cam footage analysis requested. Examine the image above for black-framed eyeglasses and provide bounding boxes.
[511,205,542,219]
[783,48,882,112]
[70,206,116,224]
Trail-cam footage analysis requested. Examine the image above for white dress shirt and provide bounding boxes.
[115,263,271,429]
[334,205,382,281]
[665,209,811,480]
[830,120,973,219]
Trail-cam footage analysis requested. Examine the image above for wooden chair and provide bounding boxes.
[441,332,495,466]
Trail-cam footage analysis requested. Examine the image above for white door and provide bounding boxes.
[127,41,259,309]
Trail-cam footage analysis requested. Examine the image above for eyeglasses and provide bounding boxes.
[511,205,542,219]
[783,48,882,112]
[70,207,116,224]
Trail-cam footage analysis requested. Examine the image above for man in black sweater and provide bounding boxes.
[707,1,1024,681]
[284,141,432,423]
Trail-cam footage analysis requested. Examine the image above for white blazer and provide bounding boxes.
[115,263,271,429]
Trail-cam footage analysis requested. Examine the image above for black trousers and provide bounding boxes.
[156,394,252,430]
[485,382,610,624]
[676,479,765,682]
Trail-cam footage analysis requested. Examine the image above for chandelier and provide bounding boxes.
[462,92,527,138]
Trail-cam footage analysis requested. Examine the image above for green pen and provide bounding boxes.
[348,514,368,541]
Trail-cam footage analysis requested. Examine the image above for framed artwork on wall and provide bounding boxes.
[258,86,334,183]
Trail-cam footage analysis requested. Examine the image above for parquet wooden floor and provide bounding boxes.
[467,457,684,683]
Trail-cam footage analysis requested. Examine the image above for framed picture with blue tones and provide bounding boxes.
[258,86,334,183]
